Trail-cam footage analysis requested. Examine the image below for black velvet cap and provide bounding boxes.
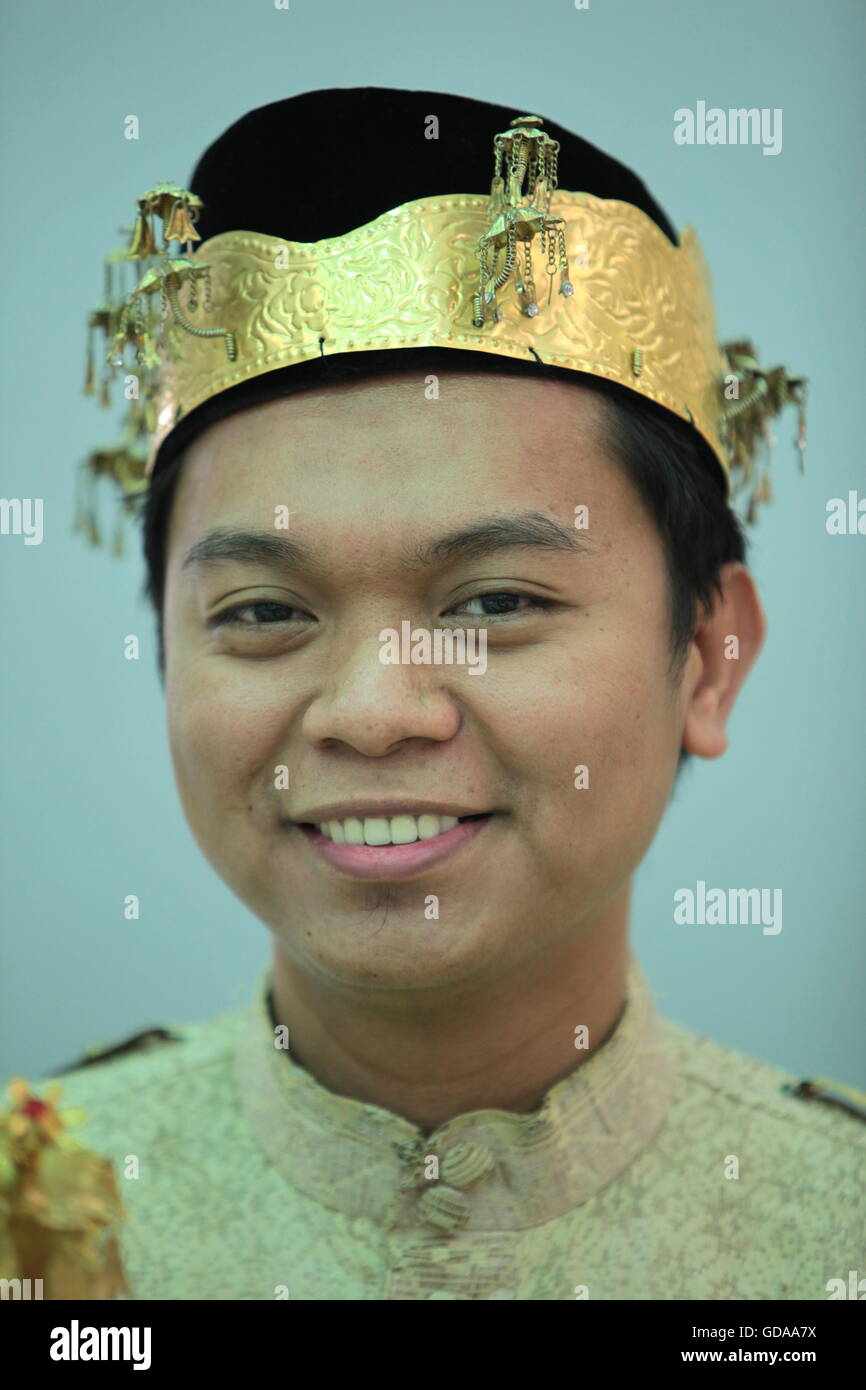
[151,86,679,478]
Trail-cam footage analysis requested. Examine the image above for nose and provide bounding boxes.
[300,623,463,756]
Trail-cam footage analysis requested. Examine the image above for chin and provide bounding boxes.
[272,909,512,990]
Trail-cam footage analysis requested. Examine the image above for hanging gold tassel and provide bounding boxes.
[130,184,203,257]
[113,444,148,496]
[128,212,157,259]
[111,502,125,558]
[83,306,111,396]
[473,116,572,327]
[164,198,202,248]
[71,461,90,536]
[720,339,807,521]
[77,460,99,546]
[83,331,95,396]
[81,183,210,552]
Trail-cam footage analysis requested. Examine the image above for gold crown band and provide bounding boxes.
[79,117,808,553]
[145,193,727,479]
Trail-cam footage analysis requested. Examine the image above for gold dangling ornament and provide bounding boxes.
[473,115,573,327]
[79,183,233,552]
[720,339,808,524]
[0,1079,130,1300]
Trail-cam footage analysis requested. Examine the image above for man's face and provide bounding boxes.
[163,373,688,989]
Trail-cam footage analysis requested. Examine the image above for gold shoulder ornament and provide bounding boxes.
[0,1078,129,1299]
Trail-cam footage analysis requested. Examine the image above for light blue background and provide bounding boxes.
[1,0,863,1085]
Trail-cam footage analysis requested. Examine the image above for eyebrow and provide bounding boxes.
[182,512,591,576]
[182,529,319,574]
[403,512,591,569]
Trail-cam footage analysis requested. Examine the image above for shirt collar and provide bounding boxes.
[234,955,676,1233]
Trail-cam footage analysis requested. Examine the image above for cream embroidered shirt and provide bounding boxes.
[28,958,866,1300]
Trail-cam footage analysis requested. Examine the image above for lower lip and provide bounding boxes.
[297,816,493,879]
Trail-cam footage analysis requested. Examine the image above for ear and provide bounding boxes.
[681,562,767,760]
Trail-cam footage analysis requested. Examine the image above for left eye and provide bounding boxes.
[210,602,310,628]
[445,592,553,618]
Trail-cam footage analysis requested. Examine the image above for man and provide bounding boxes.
[3,87,862,1301]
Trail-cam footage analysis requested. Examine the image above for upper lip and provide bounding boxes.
[292,800,493,823]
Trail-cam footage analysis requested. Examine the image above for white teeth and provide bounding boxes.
[363,817,391,846]
[343,817,365,845]
[317,812,463,845]
[390,815,420,844]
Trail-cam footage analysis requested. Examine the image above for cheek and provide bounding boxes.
[578,655,680,861]
[546,635,673,758]
[522,622,679,835]
[165,663,284,820]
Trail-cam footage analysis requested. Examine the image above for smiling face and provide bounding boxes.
[162,371,691,991]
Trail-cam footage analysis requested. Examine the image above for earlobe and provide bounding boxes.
[681,563,767,761]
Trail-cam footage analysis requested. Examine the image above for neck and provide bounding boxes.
[269,886,631,1135]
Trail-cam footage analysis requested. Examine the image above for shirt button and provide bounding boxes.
[417,1184,470,1232]
[440,1141,495,1188]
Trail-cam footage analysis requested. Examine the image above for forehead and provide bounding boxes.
[165,371,634,561]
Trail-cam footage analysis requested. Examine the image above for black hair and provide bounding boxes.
[139,349,745,774]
